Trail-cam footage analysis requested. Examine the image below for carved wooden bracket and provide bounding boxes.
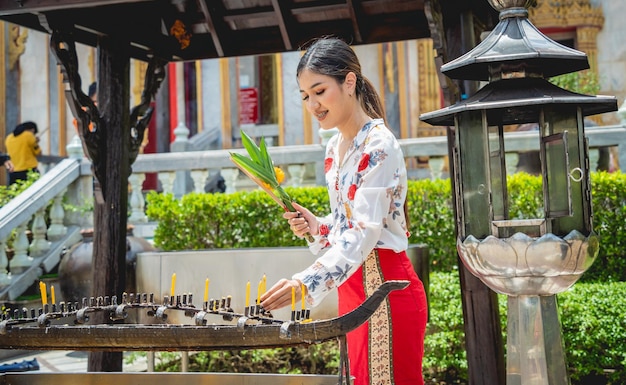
[129,58,166,166]
[8,25,27,70]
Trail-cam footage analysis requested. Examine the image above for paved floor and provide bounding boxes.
[0,350,148,373]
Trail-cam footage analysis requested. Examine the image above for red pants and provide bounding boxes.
[338,249,428,385]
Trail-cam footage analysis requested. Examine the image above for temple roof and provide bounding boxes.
[0,0,442,62]
[0,0,501,62]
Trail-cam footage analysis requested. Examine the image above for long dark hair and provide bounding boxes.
[297,37,385,121]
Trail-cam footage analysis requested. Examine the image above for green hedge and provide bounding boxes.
[425,272,626,385]
[136,272,626,385]
[146,171,626,282]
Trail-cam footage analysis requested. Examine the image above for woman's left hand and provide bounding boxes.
[260,278,304,311]
[283,202,318,238]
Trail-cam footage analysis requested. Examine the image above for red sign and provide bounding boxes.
[239,87,259,124]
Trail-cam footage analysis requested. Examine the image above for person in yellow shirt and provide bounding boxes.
[5,121,41,185]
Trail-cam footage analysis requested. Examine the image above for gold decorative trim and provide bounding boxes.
[299,50,313,145]
[8,24,27,70]
[195,60,203,134]
[276,53,285,146]
[0,22,6,171]
[397,42,409,139]
[364,250,393,384]
[417,38,444,137]
[378,44,385,108]
[530,0,604,29]
[219,57,232,149]
[530,0,604,72]
[133,60,151,153]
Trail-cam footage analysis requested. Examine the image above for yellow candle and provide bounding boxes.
[204,278,210,302]
[51,285,56,305]
[170,273,176,297]
[39,281,47,306]
[291,286,295,311]
[261,274,267,294]
[301,283,306,310]
[245,281,251,307]
[257,279,262,304]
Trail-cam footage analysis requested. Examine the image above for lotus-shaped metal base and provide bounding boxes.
[457,230,599,296]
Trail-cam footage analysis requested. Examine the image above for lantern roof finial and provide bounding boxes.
[441,0,589,82]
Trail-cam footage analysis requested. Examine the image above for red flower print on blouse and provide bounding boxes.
[319,224,330,236]
[347,184,357,200]
[324,158,333,173]
[357,153,370,172]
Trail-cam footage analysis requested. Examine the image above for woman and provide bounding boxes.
[5,121,41,185]
[260,37,428,385]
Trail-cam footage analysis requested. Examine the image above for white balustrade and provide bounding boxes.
[0,125,623,301]
[0,236,10,287]
[220,168,239,194]
[190,169,209,193]
[47,191,68,241]
[29,207,51,257]
[9,223,32,275]
[287,164,306,187]
[158,172,176,194]
[129,173,148,224]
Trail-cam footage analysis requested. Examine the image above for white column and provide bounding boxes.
[129,173,148,223]
[9,222,33,275]
[47,191,68,241]
[29,207,51,257]
[0,236,11,287]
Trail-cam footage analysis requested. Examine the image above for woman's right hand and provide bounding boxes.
[283,202,319,238]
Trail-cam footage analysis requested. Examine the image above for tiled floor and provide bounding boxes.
[0,350,147,373]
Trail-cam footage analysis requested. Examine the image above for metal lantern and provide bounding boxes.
[420,1,617,384]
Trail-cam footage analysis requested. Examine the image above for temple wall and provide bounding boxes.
[592,0,626,120]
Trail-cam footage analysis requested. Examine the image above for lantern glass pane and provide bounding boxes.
[457,111,491,238]
[543,132,572,218]
[489,125,507,221]
[542,107,590,235]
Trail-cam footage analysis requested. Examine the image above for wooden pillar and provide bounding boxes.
[425,1,505,384]
[87,33,130,373]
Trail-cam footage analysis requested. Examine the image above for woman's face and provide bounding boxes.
[298,69,353,130]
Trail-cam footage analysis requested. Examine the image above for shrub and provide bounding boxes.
[559,281,626,384]
[423,272,626,385]
[146,172,626,281]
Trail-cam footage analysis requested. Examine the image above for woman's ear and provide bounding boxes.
[344,72,357,94]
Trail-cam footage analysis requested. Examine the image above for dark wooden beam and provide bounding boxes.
[197,0,224,57]
[423,2,504,385]
[87,31,131,373]
[346,0,364,43]
[198,0,234,57]
[271,0,295,51]
[0,0,154,15]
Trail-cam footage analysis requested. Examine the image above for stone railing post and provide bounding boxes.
[29,207,51,257]
[505,153,519,175]
[287,164,306,187]
[158,172,175,194]
[129,173,148,224]
[221,168,239,193]
[0,236,10,287]
[9,222,32,275]
[171,122,191,198]
[428,157,445,180]
[47,190,68,241]
[190,169,209,193]
[65,136,94,228]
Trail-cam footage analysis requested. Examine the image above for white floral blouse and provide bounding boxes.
[292,119,409,307]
